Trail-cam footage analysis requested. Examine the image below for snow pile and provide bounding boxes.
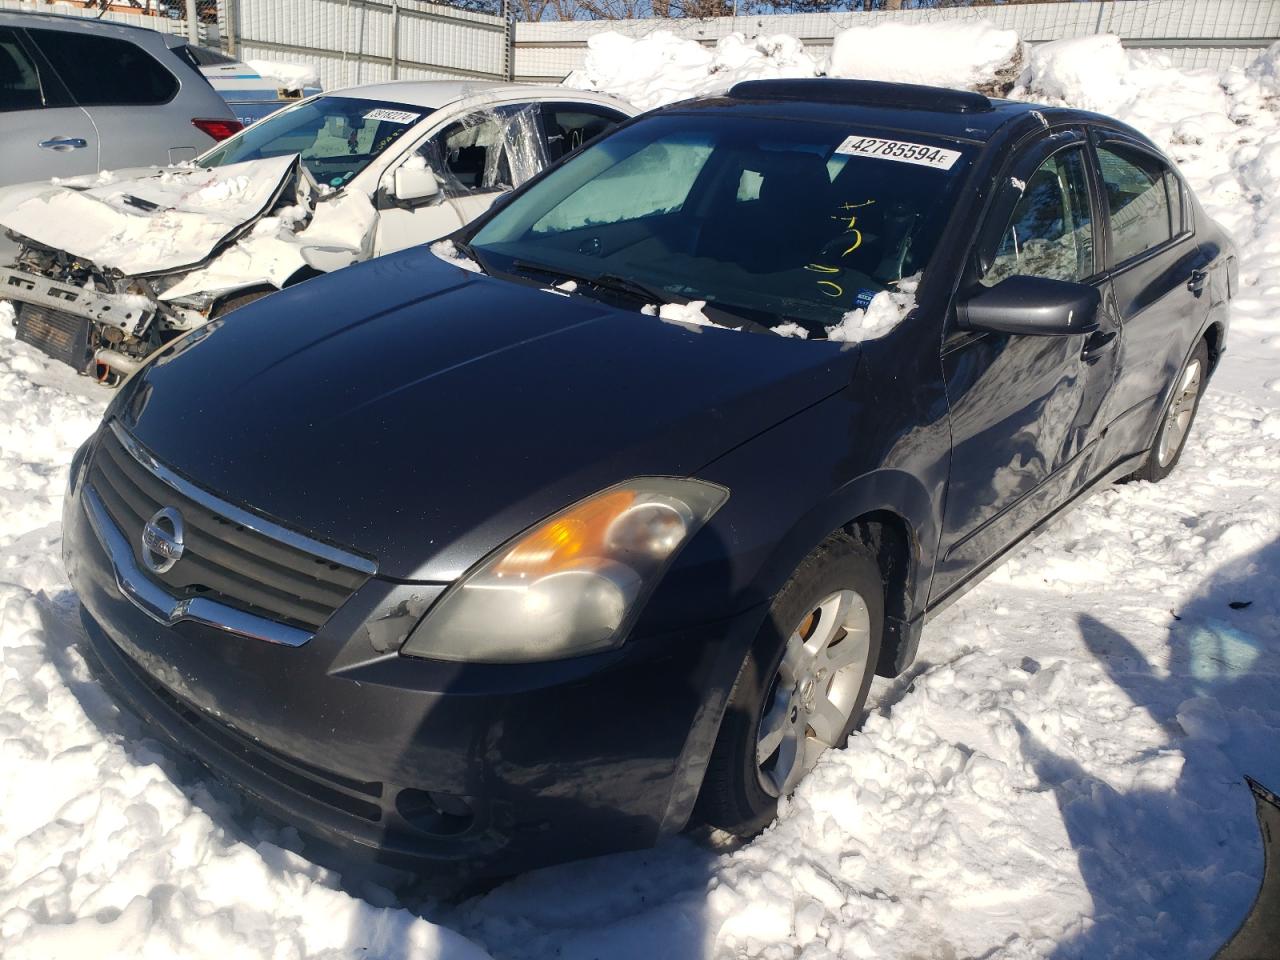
[1016,35,1236,158]
[568,18,1022,107]
[2,21,1280,960]
[430,239,483,274]
[828,20,1023,93]
[641,298,719,329]
[566,30,819,110]
[825,275,918,343]
[247,59,320,91]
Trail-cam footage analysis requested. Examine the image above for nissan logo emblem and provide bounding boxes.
[141,507,185,574]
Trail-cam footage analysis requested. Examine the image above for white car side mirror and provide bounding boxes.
[393,165,440,206]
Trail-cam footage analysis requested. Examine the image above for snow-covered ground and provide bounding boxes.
[3,23,1280,960]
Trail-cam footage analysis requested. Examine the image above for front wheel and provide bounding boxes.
[696,532,883,836]
[1129,339,1210,483]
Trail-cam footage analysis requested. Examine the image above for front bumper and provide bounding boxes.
[1,266,155,336]
[63,438,763,875]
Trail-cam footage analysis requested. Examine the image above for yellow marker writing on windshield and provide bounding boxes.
[805,263,841,274]
[816,280,844,298]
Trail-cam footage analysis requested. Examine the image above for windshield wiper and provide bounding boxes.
[510,259,671,307]
[451,237,489,274]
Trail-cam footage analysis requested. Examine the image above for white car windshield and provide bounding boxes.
[200,96,429,191]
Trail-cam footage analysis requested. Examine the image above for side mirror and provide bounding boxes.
[393,165,440,207]
[958,275,1101,337]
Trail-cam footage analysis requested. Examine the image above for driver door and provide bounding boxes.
[375,102,545,256]
[931,131,1120,601]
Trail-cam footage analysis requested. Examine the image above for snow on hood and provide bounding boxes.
[0,155,300,276]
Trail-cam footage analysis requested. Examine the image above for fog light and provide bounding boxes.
[395,788,474,837]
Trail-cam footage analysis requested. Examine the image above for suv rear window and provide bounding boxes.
[28,28,178,107]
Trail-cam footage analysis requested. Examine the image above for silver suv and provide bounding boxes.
[0,11,240,188]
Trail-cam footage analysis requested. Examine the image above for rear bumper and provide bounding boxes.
[63,439,763,875]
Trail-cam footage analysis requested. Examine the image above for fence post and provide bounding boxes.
[185,0,200,43]
[391,0,400,79]
[502,0,515,82]
[220,0,238,56]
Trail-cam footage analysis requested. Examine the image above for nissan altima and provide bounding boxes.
[62,78,1235,876]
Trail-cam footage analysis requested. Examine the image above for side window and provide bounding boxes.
[425,104,545,197]
[0,27,43,112]
[543,105,626,164]
[530,134,714,235]
[28,29,178,107]
[1097,144,1173,263]
[983,147,1095,287]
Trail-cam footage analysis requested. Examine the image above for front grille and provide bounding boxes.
[87,427,371,631]
[14,303,93,371]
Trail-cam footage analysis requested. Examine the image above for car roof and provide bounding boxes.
[319,79,630,111]
[0,9,181,45]
[663,78,1110,147]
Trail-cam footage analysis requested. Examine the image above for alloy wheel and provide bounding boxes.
[1157,358,1203,467]
[755,589,871,798]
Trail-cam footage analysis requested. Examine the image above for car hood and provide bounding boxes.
[0,155,303,276]
[116,247,855,580]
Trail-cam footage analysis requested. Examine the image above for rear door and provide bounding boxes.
[1087,133,1209,467]
[932,130,1119,599]
[0,25,97,186]
[25,27,195,168]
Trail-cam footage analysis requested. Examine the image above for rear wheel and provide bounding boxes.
[697,532,883,836]
[1129,339,1210,483]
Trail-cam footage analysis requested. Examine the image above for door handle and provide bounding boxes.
[39,137,88,151]
[1187,269,1208,295]
[1081,328,1118,363]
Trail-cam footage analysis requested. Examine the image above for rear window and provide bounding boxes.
[28,28,178,107]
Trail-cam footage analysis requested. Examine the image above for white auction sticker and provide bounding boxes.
[835,135,961,170]
[364,108,421,124]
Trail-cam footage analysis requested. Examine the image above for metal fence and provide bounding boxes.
[218,0,512,89]
[4,0,1277,91]
[515,0,1280,82]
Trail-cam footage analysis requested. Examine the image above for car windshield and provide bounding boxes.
[469,112,974,332]
[199,96,429,191]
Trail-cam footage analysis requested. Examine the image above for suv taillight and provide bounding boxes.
[192,118,243,141]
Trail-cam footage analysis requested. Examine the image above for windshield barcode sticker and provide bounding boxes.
[364,109,421,124]
[835,136,961,170]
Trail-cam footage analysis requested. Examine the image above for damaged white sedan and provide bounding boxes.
[0,81,633,381]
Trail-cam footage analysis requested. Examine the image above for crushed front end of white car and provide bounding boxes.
[0,154,372,381]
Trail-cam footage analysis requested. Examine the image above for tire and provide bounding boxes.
[696,531,884,836]
[1128,339,1210,484]
[211,288,273,319]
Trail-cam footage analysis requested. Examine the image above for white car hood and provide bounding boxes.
[0,155,301,276]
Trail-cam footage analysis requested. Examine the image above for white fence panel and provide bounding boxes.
[226,0,509,91]
[514,0,1280,82]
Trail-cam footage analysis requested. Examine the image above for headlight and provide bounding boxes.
[400,478,728,663]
